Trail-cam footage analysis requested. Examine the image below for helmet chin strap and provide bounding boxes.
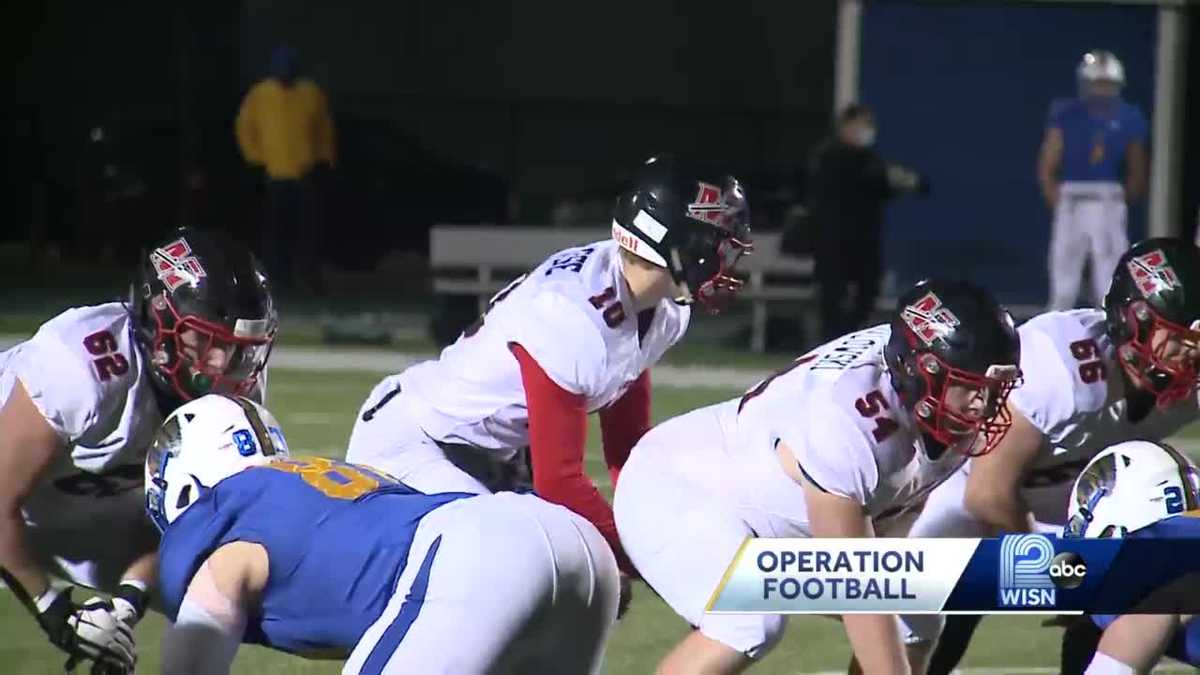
[669,248,695,305]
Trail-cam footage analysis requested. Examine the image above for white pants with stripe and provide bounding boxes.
[1047,181,1128,311]
[346,374,491,495]
[342,492,620,675]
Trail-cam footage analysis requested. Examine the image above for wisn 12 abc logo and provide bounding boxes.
[998,534,1087,608]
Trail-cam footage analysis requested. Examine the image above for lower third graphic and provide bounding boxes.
[998,534,1057,608]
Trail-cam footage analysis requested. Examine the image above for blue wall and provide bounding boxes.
[861,0,1156,305]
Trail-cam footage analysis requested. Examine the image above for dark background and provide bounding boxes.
[5,0,1200,308]
[3,1,835,260]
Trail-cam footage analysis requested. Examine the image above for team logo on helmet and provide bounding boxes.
[902,292,961,346]
[1127,249,1180,298]
[686,182,728,226]
[150,238,207,292]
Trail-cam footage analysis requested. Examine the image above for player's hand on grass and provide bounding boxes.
[35,587,136,673]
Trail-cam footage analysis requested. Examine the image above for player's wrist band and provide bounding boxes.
[115,579,149,619]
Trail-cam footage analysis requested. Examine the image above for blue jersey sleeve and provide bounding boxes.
[158,488,257,621]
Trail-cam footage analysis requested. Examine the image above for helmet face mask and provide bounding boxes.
[908,352,1020,457]
[1115,301,1200,408]
[144,292,275,400]
[676,218,753,313]
[133,229,278,403]
[1105,239,1200,410]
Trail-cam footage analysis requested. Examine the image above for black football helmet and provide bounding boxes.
[131,228,278,403]
[1105,237,1200,408]
[884,280,1022,457]
[612,156,752,313]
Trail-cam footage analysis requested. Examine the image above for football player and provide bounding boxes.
[902,238,1200,673]
[613,279,1022,674]
[151,395,619,674]
[1040,50,1148,312]
[0,228,276,671]
[1063,440,1200,675]
[345,157,752,580]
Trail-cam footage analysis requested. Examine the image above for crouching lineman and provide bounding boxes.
[0,228,276,672]
[901,238,1200,674]
[1063,440,1200,675]
[151,395,619,674]
[613,279,1022,674]
[346,157,752,579]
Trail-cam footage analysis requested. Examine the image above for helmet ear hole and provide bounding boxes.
[176,484,193,510]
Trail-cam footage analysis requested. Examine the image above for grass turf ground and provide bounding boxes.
[2,368,1196,673]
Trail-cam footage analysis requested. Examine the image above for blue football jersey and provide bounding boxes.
[1091,512,1200,666]
[158,457,472,657]
[1048,97,1147,182]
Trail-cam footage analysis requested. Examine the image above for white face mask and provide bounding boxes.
[855,126,877,147]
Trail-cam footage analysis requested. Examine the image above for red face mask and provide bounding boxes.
[693,236,754,313]
[1118,302,1200,408]
[146,293,276,400]
[909,353,1022,457]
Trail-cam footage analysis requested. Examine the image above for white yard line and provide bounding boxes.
[0,337,768,390]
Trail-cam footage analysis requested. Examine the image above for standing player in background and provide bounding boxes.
[1063,440,1200,675]
[1039,50,1148,312]
[0,228,276,672]
[345,157,752,583]
[151,396,618,674]
[904,238,1200,674]
[614,279,1022,675]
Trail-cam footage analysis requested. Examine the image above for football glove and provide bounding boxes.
[36,588,136,672]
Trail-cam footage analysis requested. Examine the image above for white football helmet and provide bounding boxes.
[145,394,289,531]
[1077,49,1125,87]
[1065,440,1200,539]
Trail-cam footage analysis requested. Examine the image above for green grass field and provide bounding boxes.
[3,367,1197,673]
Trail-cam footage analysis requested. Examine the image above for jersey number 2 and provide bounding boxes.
[1165,485,1185,515]
[83,330,129,382]
[1070,339,1106,384]
[855,390,899,443]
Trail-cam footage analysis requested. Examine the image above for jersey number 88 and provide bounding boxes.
[267,457,400,500]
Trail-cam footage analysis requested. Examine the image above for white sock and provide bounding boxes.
[1085,651,1136,675]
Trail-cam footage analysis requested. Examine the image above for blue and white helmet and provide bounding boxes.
[1065,440,1200,539]
[145,394,289,532]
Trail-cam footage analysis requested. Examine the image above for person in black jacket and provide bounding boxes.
[808,104,927,341]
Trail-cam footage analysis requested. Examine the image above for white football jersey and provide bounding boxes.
[1005,309,1199,488]
[0,303,265,532]
[397,240,690,452]
[734,324,965,526]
